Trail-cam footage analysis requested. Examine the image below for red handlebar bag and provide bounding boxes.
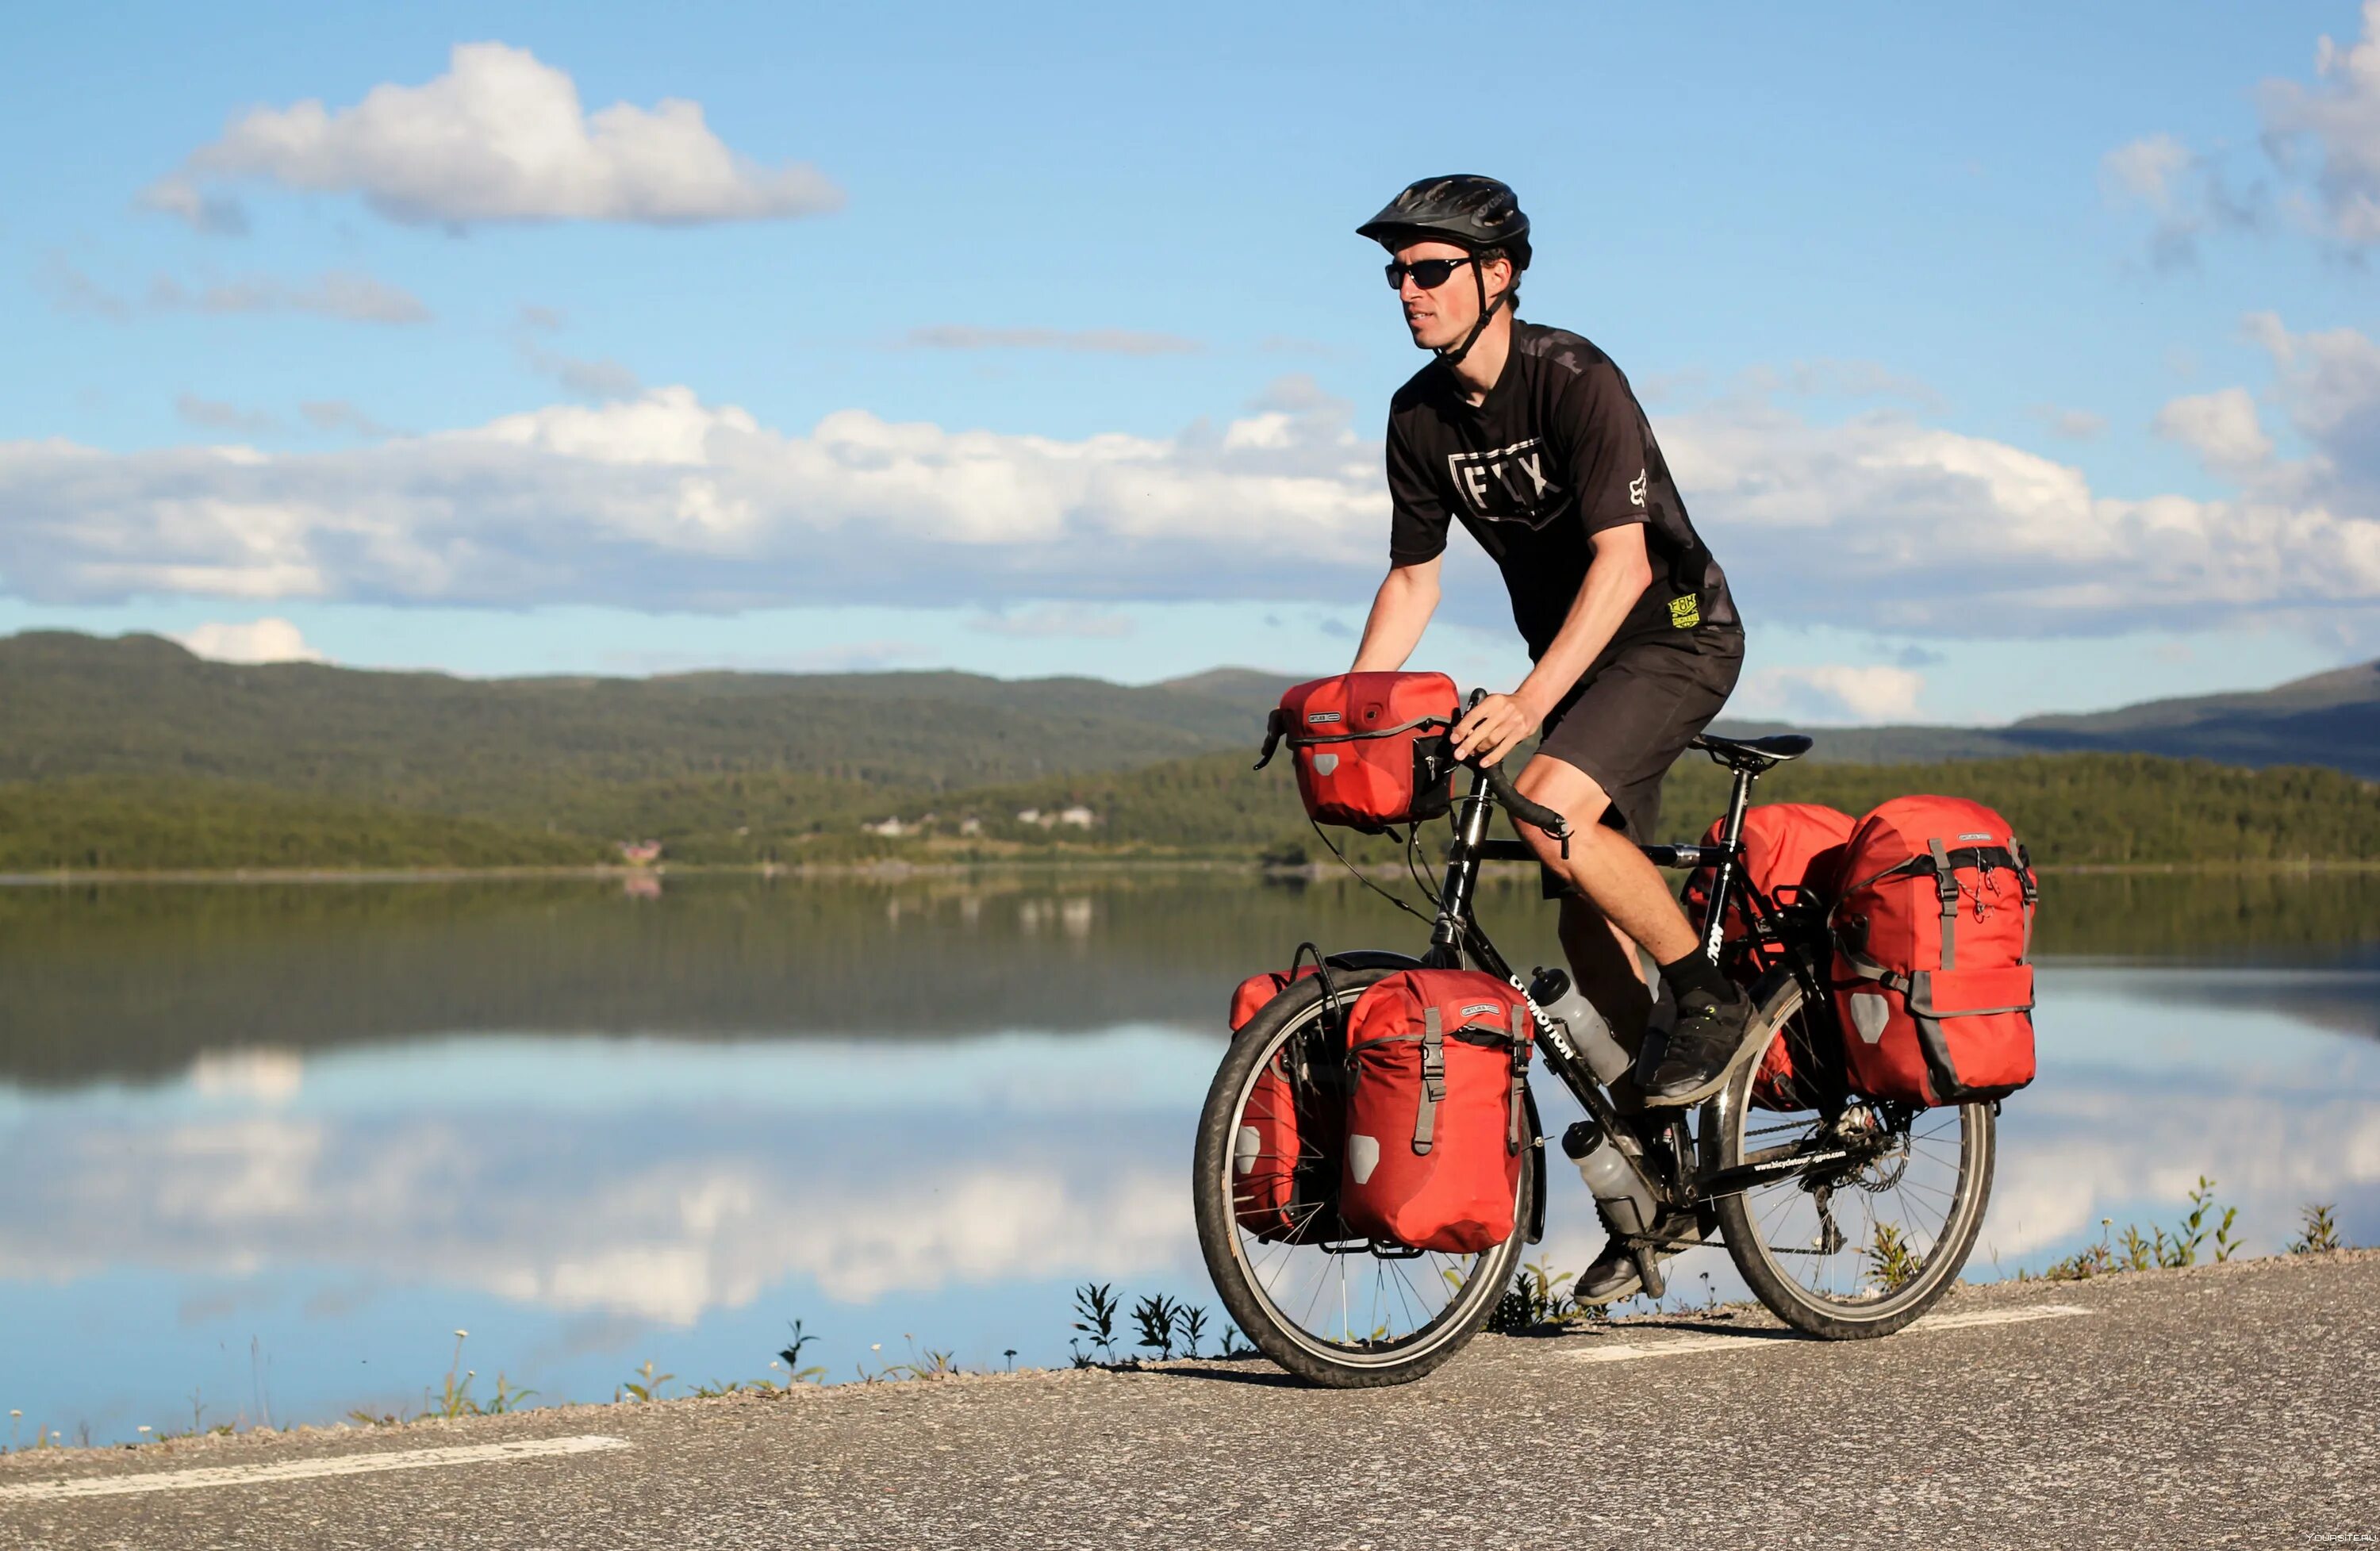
[1829,797,2040,1108]
[1227,966,1345,1243]
[1258,672,1460,832]
[1683,803,1858,1109]
[1338,969,1532,1253]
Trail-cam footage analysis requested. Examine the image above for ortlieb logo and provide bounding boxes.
[1307,711,1342,724]
[1956,831,1994,842]
[1459,1003,1500,1018]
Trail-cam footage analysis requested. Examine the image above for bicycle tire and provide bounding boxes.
[1707,975,1996,1339]
[1192,966,1534,1388]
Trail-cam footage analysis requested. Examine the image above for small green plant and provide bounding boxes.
[777,1319,827,1384]
[691,1380,747,1398]
[1177,1306,1210,1359]
[2046,1179,2244,1280]
[2290,1203,2344,1253]
[2044,1219,2120,1281]
[1866,1223,1923,1293]
[432,1331,479,1419]
[1131,1294,1183,1360]
[1070,1281,1121,1365]
[1487,1254,1583,1332]
[347,1408,405,1428]
[1220,1323,1255,1358]
[881,1335,958,1380]
[482,1374,536,1415]
[618,1360,674,1403]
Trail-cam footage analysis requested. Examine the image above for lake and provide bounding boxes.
[2,869,2374,1445]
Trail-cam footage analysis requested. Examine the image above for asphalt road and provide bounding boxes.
[5,1253,2375,1550]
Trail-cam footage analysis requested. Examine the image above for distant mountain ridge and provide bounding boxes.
[1712,658,2380,779]
[2,632,2373,798]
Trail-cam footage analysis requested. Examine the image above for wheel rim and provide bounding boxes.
[1721,984,1990,1321]
[1218,988,1522,1367]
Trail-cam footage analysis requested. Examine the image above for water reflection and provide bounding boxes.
[0,872,2372,1442]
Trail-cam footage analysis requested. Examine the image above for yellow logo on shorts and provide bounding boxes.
[1668,593,1701,629]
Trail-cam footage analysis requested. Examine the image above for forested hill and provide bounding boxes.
[2,632,2375,873]
[0,631,1278,807]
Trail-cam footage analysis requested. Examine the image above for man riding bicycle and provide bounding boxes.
[1345,175,1757,1301]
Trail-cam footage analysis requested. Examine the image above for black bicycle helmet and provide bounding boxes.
[1358,175,1532,365]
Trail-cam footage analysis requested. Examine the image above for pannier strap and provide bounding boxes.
[1928,839,1960,972]
[1414,1007,1447,1155]
[1507,1002,1529,1154]
[1286,714,1453,747]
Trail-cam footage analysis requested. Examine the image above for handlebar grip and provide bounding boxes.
[1478,757,1571,858]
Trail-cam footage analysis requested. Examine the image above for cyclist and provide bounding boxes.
[1345,175,1756,1301]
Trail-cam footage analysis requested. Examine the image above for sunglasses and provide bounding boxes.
[1384,256,1474,290]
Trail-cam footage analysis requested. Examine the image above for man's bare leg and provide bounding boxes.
[1511,753,1758,1107]
[1556,893,1652,1064]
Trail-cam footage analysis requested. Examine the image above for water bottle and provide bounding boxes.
[1561,1117,1656,1237]
[1526,967,1635,1086]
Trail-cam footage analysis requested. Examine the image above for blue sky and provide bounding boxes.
[4,1,2377,723]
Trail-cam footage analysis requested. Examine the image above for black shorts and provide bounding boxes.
[1531,631,1745,899]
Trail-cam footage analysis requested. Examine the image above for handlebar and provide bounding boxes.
[1472,753,1571,859]
[1456,689,1571,858]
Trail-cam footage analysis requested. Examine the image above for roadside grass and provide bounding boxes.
[10,1196,2359,1454]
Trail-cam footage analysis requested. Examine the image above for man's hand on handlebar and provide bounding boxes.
[1449,691,1541,768]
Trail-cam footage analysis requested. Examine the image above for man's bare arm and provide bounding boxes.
[1450,524,1654,764]
[1349,557,1443,672]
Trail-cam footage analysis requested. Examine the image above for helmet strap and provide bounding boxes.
[1435,255,1505,367]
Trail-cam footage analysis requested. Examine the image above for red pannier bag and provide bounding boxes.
[1256,672,1460,832]
[1227,966,1344,1243]
[1683,804,1858,1109]
[1829,797,2040,1107]
[1338,969,1533,1253]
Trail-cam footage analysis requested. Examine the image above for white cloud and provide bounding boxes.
[299,400,399,439]
[175,394,279,436]
[145,42,842,229]
[968,605,1135,639]
[2154,386,2274,474]
[150,271,431,324]
[40,259,429,324]
[2029,405,2108,442]
[1735,664,1926,725]
[899,325,1201,356]
[174,617,327,664]
[2104,132,2193,207]
[519,340,643,402]
[2260,0,2380,245]
[6,345,2378,640]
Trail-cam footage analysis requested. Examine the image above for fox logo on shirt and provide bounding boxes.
[1445,439,1564,529]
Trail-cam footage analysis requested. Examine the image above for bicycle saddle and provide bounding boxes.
[1693,731,1814,772]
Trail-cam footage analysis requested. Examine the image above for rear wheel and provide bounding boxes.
[1710,976,1994,1339]
[1192,966,1534,1388]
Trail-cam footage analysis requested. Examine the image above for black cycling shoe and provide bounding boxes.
[1641,986,1763,1107]
[1575,1205,1705,1304]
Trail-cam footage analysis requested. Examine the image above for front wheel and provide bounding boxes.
[1708,975,1996,1339]
[1192,967,1534,1388]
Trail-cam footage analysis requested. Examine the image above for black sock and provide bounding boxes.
[1656,950,1732,1006]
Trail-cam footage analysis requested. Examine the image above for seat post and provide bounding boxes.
[1698,767,1760,960]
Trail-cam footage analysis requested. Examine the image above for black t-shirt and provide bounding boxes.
[1386,321,1740,670]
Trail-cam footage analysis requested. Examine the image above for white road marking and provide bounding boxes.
[1570,1303,2090,1364]
[0,1434,630,1502]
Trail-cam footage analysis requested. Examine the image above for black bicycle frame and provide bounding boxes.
[1417,754,1788,1212]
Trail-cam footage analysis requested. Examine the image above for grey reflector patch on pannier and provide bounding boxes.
[1234,1126,1261,1177]
[1348,1133,1380,1184]
[1312,753,1339,775]
[1850,991,1892,1044]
